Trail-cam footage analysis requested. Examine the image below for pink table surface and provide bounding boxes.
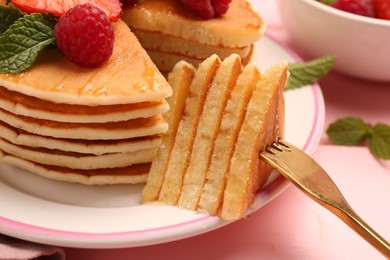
[63,1,390,259]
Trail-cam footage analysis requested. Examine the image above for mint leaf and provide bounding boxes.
[0,6,24,36]
[0,13,56,74]
[327,117,390,160]
[326,117,371,145]
[286,55,336,91]
[369,123,390,159]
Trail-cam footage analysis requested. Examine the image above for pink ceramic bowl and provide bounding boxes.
[277,0,390,82]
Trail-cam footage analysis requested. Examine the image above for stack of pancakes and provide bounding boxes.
[0,20,172,185]
[122,0,264,74]
[142,54,288,220]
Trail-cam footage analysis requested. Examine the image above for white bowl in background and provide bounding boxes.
[277,0,390,82]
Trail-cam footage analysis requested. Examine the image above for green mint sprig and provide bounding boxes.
[0,7,56,74]
[286,55,336,91]
[327,117,390,160]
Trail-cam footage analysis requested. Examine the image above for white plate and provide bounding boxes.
[0,35,325,249]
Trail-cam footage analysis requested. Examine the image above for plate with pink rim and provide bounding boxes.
[0,34,325,249]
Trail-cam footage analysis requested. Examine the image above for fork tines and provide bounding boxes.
[263,140,291,156]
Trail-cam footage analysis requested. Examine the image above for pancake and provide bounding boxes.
[0,19,172,105]
[0,137,157,170]
[0,121,161,155]
[142,55,287,219]
[0,108,168,140]
[158,55,221,205]
[0,149,151,185]
[132,29,252,60]
[177,54,243,210]
[0,6,172,185]
[142,61,195,203]
[122,0,264,48]
[146,51,205,74]
[122,0,262,73]
[146,45,254,74]
[0,85,169,123]
[198,63,260,215]
[220,61,288,220]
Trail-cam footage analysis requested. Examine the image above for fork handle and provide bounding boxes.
[328,204,390,258]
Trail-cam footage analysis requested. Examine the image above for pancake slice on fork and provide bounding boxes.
[142,61,195,203]
[177,54,243,210]
[197,63,261,215]
[221,61,288,220]
[158,55,221,205]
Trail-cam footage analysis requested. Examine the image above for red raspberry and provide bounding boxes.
[373,0,390,19]
[54,4,114,68]
[332,0,375,17]
[212,0,232,16]
[179,0,232,19]
[179,0,214,19]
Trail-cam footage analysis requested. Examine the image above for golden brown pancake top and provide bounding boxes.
[0,20,172,105]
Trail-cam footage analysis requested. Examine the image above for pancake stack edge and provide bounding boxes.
[0,20,172,185]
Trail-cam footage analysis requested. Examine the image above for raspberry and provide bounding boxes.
[54,4,114,68]
[179,0,232,19]
[179,0,214,19]
[212,0,232,16]
[373,0,390,19]
[332,0,375,17]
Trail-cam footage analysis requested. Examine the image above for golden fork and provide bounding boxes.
[260,140,390,258]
